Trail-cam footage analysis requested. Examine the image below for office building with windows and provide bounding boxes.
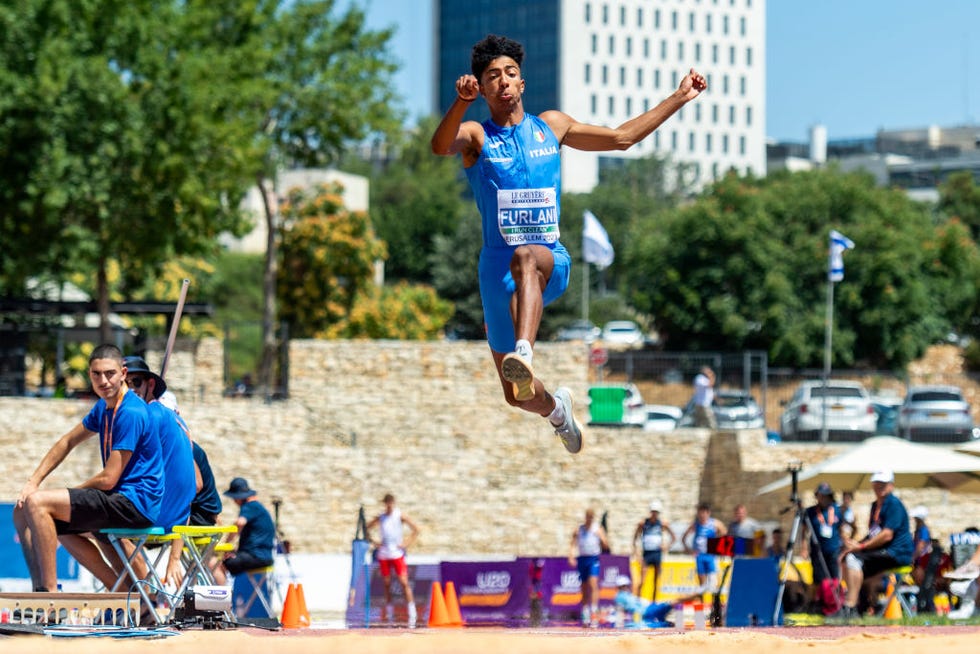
[436,0,766,192]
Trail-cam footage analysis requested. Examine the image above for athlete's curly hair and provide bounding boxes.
[471,34,525,79]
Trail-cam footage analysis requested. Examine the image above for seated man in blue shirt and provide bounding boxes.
[837,469,913,618]
[221,477,276,577]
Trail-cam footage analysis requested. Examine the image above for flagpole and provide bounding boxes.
[582,260,590,321]
[822,275,834,444]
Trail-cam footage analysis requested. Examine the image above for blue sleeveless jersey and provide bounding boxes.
[464,114,563,250]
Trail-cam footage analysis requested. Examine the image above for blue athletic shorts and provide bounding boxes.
[577,555,601,581]
[696,553,717,575]
[478,243,571,353]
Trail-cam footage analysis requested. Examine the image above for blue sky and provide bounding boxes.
[350,0,980,142]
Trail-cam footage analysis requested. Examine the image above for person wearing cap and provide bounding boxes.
[13,344,163,592]
[804,482,843,614]
[221,477,276,579]
[836,469,913,618]
[632,500,675,601]
[366,493,421,626]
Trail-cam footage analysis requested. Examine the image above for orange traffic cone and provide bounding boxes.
[884,580,902,620]
[281,583,301,629]
[443,581,464,627]
[296,583,311,628]
[427,581,450,627]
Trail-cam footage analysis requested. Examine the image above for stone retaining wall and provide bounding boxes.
[0,339,976,558]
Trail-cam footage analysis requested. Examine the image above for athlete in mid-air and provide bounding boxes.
[431,34,706,453]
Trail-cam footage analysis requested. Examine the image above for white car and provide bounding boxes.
[641,404,683,432]
[601,320,645,349]
[779,380,877,441]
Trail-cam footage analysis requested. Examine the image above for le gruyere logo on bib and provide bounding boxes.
[497,188,559,245]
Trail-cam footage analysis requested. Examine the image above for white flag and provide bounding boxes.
[828,229,855,282]
[583,210,614,269]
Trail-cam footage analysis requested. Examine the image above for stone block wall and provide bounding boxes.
[0,339,976,559]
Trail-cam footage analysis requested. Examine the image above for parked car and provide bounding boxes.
[779,380,876,442]
[677,390,765,429]
[555,319,601,343]
[896,385,977,443]
[601,320,645,349]
[641,404,683,432]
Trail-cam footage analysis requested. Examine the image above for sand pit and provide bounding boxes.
[2,625,980,654]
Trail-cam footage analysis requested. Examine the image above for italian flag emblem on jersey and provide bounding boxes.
[534,129,545,143]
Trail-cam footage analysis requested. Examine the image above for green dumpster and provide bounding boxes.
[588,386,627,423]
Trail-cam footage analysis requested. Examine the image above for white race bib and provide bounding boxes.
[497,187,559,246]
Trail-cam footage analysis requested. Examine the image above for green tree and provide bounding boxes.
[629,167,961,368]
[370,116,468,284]
[938,170,980,240]
[0,1,254,340]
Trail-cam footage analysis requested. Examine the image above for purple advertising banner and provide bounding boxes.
[439,560,531,626]
[535,555,630,624]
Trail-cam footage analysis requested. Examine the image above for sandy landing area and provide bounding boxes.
[3,626,980,654]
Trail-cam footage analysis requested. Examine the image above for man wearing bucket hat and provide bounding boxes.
[836,469,913,618]
[632,500,675,601]
[804,482,843,614]
[221,477,276,578]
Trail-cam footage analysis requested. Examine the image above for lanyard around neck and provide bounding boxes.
[102,386,127,463]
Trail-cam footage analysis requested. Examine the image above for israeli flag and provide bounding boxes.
[582,210,614,270]
[828,229,855,282]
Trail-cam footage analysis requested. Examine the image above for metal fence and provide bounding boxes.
[602,349,978,433]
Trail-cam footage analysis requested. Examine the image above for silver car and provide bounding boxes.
[896,385,976,443]
[779,380,877,441]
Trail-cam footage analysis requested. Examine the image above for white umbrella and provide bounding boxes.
[757,436,980,496]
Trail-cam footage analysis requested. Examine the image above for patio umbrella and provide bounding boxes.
[757,436,980,496]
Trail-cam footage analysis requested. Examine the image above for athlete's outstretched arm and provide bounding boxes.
[542,68,707,152]
[431,74,483,163]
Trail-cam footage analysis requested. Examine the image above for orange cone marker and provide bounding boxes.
[427,581,449,627]
[281,583,300,629]
[443,581,464,627]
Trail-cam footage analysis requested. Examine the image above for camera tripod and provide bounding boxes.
[771,463,840,623]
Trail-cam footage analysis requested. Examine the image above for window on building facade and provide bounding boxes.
[654,130,660,148]
[677,41,684,61]
[620,5,626,26]
[591,94,597,114]
[655,9,661,28]
[740,16,746,36]
[608,34,615,55]
[672,70,678,88]
[739,76,746,96]
[745,106,752,126]
[739,135,746,155]
[671,10,678,30]
[626,36,632,57]
[695,103,702,122]
[729,105,735,124]
[636,67,643,87]
[705,133,712,153]
[591,34,598,54]
[643,37,650,57]
[746,47,753,66]
[712,162,720,180]
[695,43,701,62]
[712,44,718,64]
[654,69,660,89]
[712,104,719,123]
[625,97,632,115]
[706,13,712,33]
[722,133,729,153]
[723,15,729,34]
[729,45,735,65]
[637,7,643,27]
[723,75,729,94]
[608,95,615,116]
[688,11,695,32]
[619,66,626,87]
[602,3,608,24]
[660,39,667,59]
[602,64,608,85]
[585,2,591,23]
[671,130,678,152]
[645,98,651,113]
[688,131,696,152]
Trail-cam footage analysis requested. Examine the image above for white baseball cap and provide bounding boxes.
[870,469,894,484]
[649,500,664,513]
[911,505,928,520]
